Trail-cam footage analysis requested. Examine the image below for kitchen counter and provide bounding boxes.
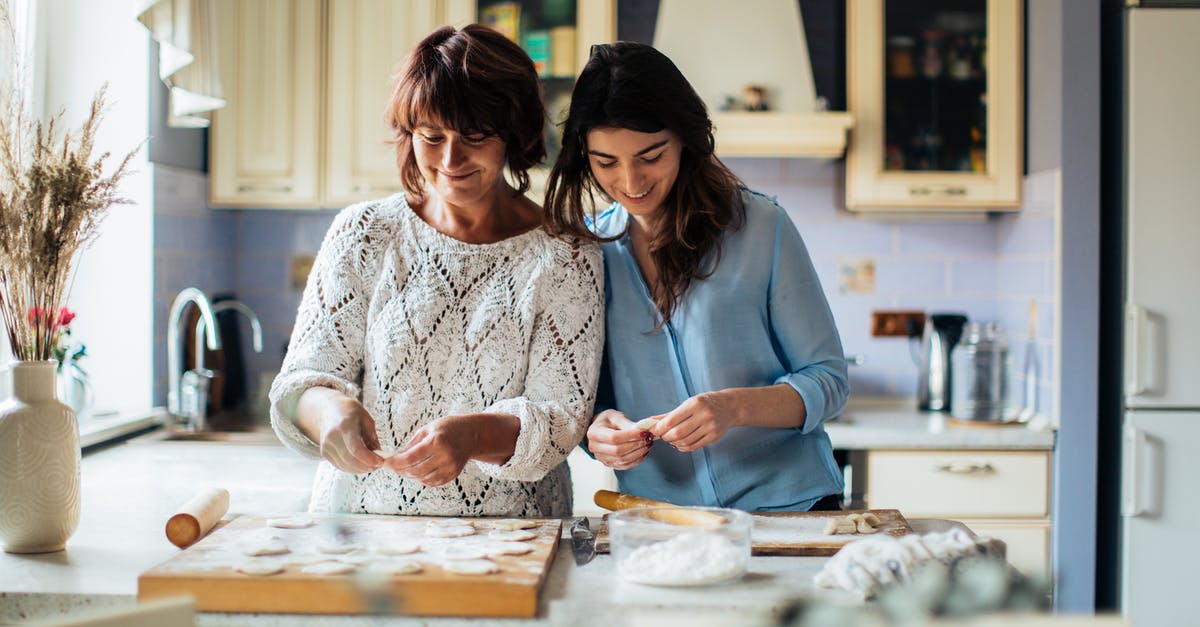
[826,400,1056,451]
[0,433,835,626]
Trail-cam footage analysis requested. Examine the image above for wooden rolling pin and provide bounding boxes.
[594,489,727,526]
[165,487,230,548]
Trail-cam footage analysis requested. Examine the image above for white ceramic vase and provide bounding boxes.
[0,360,81,553]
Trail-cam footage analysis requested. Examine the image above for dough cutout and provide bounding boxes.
[426,524,476,538]
[302,561,357,576]
[235,562,285,576]
[374,541,421,555]
[369,559,422,575]
[241,537,289,556]
[442,545,490,560]
[486,541,533,557]
[491,519,537,531]
[823,512,882,535]
[488,529,535,542]
[317,542,364,554]
[442,559,499,575]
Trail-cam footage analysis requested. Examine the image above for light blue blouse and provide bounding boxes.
[592,188,849,512]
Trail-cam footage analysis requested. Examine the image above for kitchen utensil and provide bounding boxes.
[165,487,230,548]
[569,517,596,565]
[915,312,969,412]
[593,489,727,526]
[950,322,1013,422]
[608,506,752,586]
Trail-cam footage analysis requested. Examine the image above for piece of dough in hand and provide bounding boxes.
[634,417,660,435]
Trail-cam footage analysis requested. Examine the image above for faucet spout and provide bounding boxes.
[193,300,264,372]
[168,288,221,419]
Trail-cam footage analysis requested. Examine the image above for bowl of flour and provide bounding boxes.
[609,507,751,587]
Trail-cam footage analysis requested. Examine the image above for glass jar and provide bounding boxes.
[951,322,1012,422]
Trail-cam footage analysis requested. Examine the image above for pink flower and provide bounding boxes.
[57,307,75,327]
[26,306,47,325]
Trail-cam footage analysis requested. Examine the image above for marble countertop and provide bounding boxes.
[825,400,1056,451]
[0,434,833,626]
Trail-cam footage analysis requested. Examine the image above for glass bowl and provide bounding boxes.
[608,506,751,586]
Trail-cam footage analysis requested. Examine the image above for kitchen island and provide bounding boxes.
[0,401,1056,625]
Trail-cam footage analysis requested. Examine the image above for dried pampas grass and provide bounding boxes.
[0,1,142,360]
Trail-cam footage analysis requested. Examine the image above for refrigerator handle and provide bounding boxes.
[1125,303,1149,396]
[1122,421,1150,518]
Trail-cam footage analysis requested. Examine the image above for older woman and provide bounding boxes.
[270,25,603,518]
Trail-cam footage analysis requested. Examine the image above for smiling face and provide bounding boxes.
[585,127,682,222]
[412,124,509,207]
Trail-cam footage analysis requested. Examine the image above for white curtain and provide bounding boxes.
[137,0,224,127]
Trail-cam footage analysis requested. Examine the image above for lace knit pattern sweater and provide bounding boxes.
[269,195,604,517]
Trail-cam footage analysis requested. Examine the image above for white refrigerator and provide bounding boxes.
[1120,7,1200,625]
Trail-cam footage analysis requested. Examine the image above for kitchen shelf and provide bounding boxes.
[712,111,853,159]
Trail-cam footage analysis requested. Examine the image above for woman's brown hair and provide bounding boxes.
[544,42,745,326]
[386,24,546,196]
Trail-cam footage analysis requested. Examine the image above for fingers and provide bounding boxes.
[385,428,467,487]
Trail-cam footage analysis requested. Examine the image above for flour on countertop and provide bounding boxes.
[618,531,747,586]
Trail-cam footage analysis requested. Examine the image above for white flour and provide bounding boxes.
[618,531,747,586]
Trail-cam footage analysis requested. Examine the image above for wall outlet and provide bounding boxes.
[871,310,925,337]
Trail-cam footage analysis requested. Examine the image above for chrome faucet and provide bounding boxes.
[193,300,264,372]
[167,288,221,425]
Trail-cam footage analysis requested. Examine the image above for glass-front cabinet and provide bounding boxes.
[844,0,1022,212]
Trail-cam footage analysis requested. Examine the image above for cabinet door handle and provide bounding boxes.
[237,183,294,193]
[1125,303,1149,396]
[932,461,995,474]
[908,185,968,197]
[1122,421,1150,518]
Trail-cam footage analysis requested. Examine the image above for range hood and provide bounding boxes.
[653,0,852,158]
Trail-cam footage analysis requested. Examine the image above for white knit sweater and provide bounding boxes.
[269,195,604,517]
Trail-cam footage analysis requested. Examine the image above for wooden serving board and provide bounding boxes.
[138,513,561,617]
[595,508,911,557]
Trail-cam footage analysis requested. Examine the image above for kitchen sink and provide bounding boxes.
[140,425,281,446]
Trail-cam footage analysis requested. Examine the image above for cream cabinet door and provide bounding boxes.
[210,0,323,208]
[325,1,471,207]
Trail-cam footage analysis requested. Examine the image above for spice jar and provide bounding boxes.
[887,36,916,78]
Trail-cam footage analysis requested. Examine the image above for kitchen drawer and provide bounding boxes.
[866,450,1050,518]
[963,520,1051,579]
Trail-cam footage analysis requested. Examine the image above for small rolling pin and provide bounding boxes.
[165,487,230,548]
[594,489,727,526]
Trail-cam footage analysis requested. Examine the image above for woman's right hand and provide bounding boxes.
[587,409,652,470]
[297,387,386,474]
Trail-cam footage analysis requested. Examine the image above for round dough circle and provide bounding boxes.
[426,525,476,538]
[370,559,423,575]
[486,541,533,557]
[491,519,537,531]
[488,529,535,542]
[241,538,289,557]
[427,518,472,528]
[339,551,377,565]
[302,561,357,576]
[235,562,285,576]
[266,516,315,529]
[442,545,489,560]
[374,541,421,555]
[442,559,499,575]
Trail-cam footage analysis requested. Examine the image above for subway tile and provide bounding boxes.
[950,259,999,296]
[879,259,950,295]
[1022,168,1060,214]
[780,159,840,187]
[896,221,997,257]
[996,212,1056,257]
[996,259,1051,297]
[798,219,894,256]
[236,253,290,291]
[724,157,782,183]
[848,368,892,398]
[237,211,302,253]
[775,185,841,220]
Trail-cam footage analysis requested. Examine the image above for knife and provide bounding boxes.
[569,517,596,565]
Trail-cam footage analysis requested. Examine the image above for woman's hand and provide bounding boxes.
[587,409,653,470]
[654,391,741,452]
[385,416,475,487]
[298,388,386,474]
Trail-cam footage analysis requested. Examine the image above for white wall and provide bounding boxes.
[36,0,153,414]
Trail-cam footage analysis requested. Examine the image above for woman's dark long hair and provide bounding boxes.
[544,42,745,326]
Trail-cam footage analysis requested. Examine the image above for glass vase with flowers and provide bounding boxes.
[0,1,140,553]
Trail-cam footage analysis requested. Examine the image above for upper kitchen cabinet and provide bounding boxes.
[210,0,323,208]
[210,0,611,209]
[844,0,1022,212]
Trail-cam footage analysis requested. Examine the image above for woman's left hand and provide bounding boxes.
[386,418,472,487]
[654,391,741,452]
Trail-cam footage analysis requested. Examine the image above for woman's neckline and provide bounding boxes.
[400,193,545,248]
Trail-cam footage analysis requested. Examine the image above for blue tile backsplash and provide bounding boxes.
[152,161,1058,418]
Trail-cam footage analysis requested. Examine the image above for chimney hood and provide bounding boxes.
[653,0,852,158]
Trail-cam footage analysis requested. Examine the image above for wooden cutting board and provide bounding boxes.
[138,514,560,617]
[594,508,911,556]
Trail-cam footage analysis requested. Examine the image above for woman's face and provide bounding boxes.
[585,127,682,221]
[412,123,508,206]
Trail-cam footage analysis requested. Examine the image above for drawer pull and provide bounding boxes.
[933,461,996,475]
[908,184,968,197]
[237,183,294,193]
